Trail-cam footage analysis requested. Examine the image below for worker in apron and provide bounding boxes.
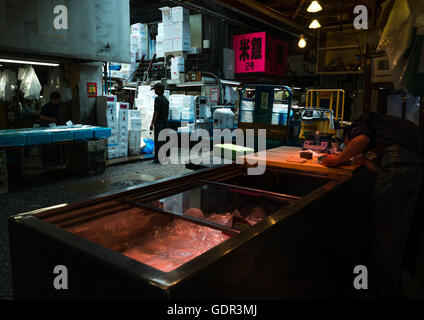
[321,112,424,299]
[150,83,169,164]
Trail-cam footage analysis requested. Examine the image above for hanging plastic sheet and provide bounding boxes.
[43,67,73,103]
[377,0,424,91]
[19,66,41,100]
[400,32,424,96]
[0,69,18,102]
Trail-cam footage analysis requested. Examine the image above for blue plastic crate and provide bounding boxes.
[51,131,74,143]
[93,127,112,139]
[73,128,94,141]
[26,132,52,146]
[0,133,27,146]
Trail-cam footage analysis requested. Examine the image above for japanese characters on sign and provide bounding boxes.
[233,32,287,76]
[234,32,267,73]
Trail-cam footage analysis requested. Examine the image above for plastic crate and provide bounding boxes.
[26,132,52,146]
[0,133,27,146]
[73,128,94,141]
[93,127,112,139]
[51,131,74,143]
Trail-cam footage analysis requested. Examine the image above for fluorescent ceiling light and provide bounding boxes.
[309,19,321,29]
[220,80,241,86]
[0,58,60,66]
[307,1,322,13]
[123,87,137,91]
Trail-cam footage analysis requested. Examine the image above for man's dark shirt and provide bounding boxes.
[40,102,61,126]
[154,95,169,125]
[348,112,424,154]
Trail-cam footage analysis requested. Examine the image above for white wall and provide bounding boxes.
[0,0,130,63]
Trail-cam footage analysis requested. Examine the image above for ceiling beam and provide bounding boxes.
[293,0,307,20]
[210,0,312,36]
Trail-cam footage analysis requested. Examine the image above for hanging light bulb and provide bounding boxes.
[298,35,307,48]
[307,1,322,13]
[309,19,321,29]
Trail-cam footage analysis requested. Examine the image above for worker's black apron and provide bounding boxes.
[371,144,424,298]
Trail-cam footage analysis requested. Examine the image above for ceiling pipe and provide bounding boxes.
[210,0,313,37]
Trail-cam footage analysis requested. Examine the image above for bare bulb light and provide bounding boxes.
[309,19,321,29]
[298,35,307,48]
[307,1,322,13]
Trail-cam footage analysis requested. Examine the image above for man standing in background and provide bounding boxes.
[150,83,169,164]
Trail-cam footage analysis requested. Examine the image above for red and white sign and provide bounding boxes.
[233,32,288,76]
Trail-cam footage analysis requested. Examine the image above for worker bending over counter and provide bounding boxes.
[322,112,424,299]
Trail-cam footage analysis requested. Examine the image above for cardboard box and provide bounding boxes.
[187,71,201,82]
[172,6,190,23]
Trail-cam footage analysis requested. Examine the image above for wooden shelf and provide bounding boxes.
[317,26,367,74]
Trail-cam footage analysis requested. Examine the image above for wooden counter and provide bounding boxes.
[241,146,360,177]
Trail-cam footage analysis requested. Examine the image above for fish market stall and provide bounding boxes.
[8,151,373,299]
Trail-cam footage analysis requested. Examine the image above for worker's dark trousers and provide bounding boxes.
[153,122,169,163]
[371,145,424,299]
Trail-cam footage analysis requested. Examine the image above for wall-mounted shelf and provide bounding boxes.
[317,25,367,75]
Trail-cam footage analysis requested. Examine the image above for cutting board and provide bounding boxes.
[241,146,360,176]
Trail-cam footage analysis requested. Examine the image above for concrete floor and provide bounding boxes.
[0,160,193,300]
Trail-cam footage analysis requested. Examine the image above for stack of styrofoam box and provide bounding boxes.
[172,7,191,52]
[160,7,173,53]
[131,23,148,61]
[156,23,165,58]
[181,95,195,121]
[117,102,130,158]
[136,85,156,139]
[128,110,142,156]
[169,94,185,121]
[97,95,119,159]
[171,56,185,80]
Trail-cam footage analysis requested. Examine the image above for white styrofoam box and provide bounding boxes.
[172,36,191,51]
[156,42,164,58]
[163,38,173,53]
[108,122,118,131]
[172,21,190,39]
[156,35,164,43]
[107,152,119,159]
[183,95,195,108]
[131,23,147,39]
[158,23,164,36]
[129,131,142,140]
[134,98,143,108]
[108,136,119,145]
[172,6,190,23]
[104,95,117,103]
[160,6,172,23]
[163,23,173,38]
[129,110,141,119]
[130,123,142,131]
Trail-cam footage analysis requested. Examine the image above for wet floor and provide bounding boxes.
[65,173,163,196]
